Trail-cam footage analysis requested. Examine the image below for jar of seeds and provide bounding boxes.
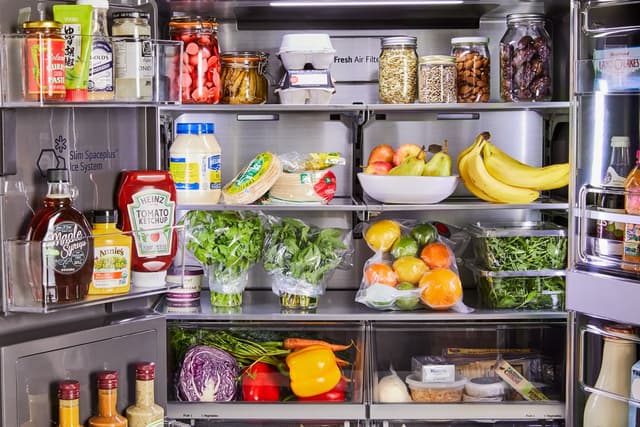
[379,36,418,104]
[418,55,457,103]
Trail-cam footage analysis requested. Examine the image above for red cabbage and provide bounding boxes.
[178,345,240,401]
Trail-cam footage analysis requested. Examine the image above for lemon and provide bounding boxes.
[392,256,428,284]
[365,219,402,252]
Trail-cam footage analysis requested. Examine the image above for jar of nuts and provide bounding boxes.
[379,36,418,104]
[418,55,457,104]
[500,13,552,102]
[451,37,490,103]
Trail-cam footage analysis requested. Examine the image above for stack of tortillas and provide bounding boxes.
[222,152,283,204]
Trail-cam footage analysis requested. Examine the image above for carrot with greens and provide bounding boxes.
[283,338,352,352]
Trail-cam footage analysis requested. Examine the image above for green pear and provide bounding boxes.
[423,140,452,176]
[389,156,425,176]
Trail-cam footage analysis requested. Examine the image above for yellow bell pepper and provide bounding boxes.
[286,344,341,397]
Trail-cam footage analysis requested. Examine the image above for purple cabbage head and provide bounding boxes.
[178,345,240,401]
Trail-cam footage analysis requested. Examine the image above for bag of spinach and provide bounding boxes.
[263,216,352,310]
[182,210,265,307]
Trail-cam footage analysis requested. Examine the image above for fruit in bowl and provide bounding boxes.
[364,141,452,177]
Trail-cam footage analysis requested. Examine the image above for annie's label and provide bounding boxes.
[93,245,131,288]
[127,189,175,257]
[43,221,90,274]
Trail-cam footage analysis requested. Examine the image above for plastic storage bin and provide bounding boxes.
[405,374,467,402]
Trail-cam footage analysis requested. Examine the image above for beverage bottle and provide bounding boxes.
[77,0,114,101]
[596,136,631,257]
[20,384,49,427]
[58,380,83,427]
[623,150,640,271]
[125,363,164,427]
[88,371,127,427]
[25,168,93,303]
[583,324,637,427]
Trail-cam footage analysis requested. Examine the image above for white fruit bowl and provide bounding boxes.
[357,173,459,204]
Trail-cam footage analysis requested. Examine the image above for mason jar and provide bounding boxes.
[451,36,490,103]
[418,55,457,103]
[378,36,418,104]
[499,13,552,102]
[220,51,268,104]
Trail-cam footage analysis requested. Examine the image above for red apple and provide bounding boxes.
[393,143,425,166]
[364,161,393,175]
[367,144,394,165]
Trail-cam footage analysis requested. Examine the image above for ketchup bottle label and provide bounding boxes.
[43,221,90,274]
[127,189,176,257]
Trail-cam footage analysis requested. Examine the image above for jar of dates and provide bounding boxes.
[418,55,457,104]
[169,16,221,104]
[220,52,267,104]
[500,13,552,102]
[451,37,490,103]
[379,36,418,104]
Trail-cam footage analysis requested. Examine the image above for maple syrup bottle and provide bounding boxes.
[25,168,93,303]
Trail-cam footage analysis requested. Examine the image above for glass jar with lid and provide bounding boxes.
[378,36,418,104]
[169,16,221,104]
[220,52,268,104]
[451,37,490,103]
[418,55,457,103]
[499,13,552,102]
[112,11,153,101]
[22,20,66,102]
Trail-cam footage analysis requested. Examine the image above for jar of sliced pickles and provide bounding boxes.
[220,51,268,104]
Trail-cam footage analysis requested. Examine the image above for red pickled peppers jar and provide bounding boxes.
[169,16,221,104]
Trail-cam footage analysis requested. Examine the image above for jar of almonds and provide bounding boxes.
[418,55,457,103]
[451,37,490,103]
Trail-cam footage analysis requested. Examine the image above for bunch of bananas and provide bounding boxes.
[457,132,569,204]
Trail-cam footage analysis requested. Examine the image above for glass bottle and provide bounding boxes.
[220,52,268,104]
[125,363,164,427]
[22,20,66,102]
[450,36,490,103]
[25,168,93,303]
[112,11,153,101]
[595,136,631,258]
[20,384,49,427]
[583,324,637,427]
[58,380,82,427]
[499,13,552,102]
[77,0,114,101]
[378,36,418,104]
[622,150,640,271]
[88,371,127,427]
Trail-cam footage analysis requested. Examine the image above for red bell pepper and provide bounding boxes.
[241,362,281,402]
[297,377,348,402]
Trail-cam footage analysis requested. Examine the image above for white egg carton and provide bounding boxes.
[278,33,336,70]
[276,87,336,105]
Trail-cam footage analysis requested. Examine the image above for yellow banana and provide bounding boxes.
[464,134,540,204]
[457,132,500,202]
[482,142,569,190]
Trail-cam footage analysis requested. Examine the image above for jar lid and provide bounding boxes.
[507,13,546,24]
[222,51,262,63]
[419,55,456,65]
[23,20,63,30]
[167,264,204,277]
[604,324,636,335]
[169,16,218,30]
[381,36,417,48]
[176,123,215,135]
[112,11,150,21]
[611,136,630,148]
[46,168,69,183]
[451,36,489,45]
[77,0,109,8]
[92,209,118,224]
[97,371,118,389]
[58,380,80,400]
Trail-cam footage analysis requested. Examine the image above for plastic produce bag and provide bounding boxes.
[263,215,352,309]
[181,210,265,307]
[356,218,472,312]
[279,151,346,173]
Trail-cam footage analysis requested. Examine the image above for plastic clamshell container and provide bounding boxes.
[469,264,566,310]
[466,221,568,271]
[278,33,336,69]
[276,87,335,104]
[405,374,467,402]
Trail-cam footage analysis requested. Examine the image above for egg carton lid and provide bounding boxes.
[278,33,335,54]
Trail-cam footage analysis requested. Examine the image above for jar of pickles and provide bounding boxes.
[378,36,418,104]
[220,51,268,104]
[418,55,457,103]
[169,16,221,104]
[451,37,490,103]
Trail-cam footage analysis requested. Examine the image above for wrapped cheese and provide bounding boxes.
[222,152,283,205]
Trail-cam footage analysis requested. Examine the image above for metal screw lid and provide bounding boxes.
[611,136,630,148]
[46,168,69,183]
[381,36,417,48]
[507,13,546,25]
[23,20,63,30]
[112,11,150,21]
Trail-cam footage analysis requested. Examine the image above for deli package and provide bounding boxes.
[594,47,640,92]
[356,219,472,312]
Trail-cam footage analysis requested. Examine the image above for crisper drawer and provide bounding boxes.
[371,422,564,427]
[369,321,566,422]
[166,321,366,421]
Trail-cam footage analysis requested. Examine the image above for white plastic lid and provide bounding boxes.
[77,0,109,8]
[420,55,456,65]
[406,374,467,389]
[451,36,489,45]
[611,136,630,147]
[132,270,168,288]
[279,33,334,53]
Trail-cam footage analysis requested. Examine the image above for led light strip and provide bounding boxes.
[270,1,464,6]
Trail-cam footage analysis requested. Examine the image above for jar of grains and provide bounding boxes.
[499,13,552,102]
[378,36,418,104]
[451,37,490,103]
[418,55,457,103]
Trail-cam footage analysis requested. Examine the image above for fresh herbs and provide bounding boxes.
[481,236,567,271]
[481,275,565,310]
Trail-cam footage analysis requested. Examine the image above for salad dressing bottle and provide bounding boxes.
[125,363,164,427]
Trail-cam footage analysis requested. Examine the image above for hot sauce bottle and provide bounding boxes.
[58,380,82,427]
[88,371,127,427]
[25,168,93,303]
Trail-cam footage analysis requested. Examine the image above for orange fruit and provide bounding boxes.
[418,268,462,310]
[364,263,398,287]
[420,242,452,269]
[392,256,428,284]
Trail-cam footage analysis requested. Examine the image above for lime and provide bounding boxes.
[391,236,419,258]
[410,223,439,247]
[396,282,420,310]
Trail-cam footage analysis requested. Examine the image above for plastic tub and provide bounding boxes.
[405,374,467,402]
[276,87,335,104]
[278,33,336,69]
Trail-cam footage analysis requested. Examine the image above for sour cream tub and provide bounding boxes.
[166,265,204,300]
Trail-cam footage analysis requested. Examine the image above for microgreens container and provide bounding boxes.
[466,221,567,271]
[469,264,565,310]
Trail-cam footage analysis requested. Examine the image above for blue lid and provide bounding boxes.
[176,123,215,135]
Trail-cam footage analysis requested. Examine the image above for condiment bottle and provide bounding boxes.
[88,209,132,295]
[77,0,114,101]
[112,11,153,101]
[583,324,637,427]
[22,20,66,102]
[25,168,93,303]
[116,171,178,287]
[58,380,83,427]
[169,122,221,205]
[125,363,164,427]
[378,36,418,104]
[622,149,640,271]
[88,371,127,427]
